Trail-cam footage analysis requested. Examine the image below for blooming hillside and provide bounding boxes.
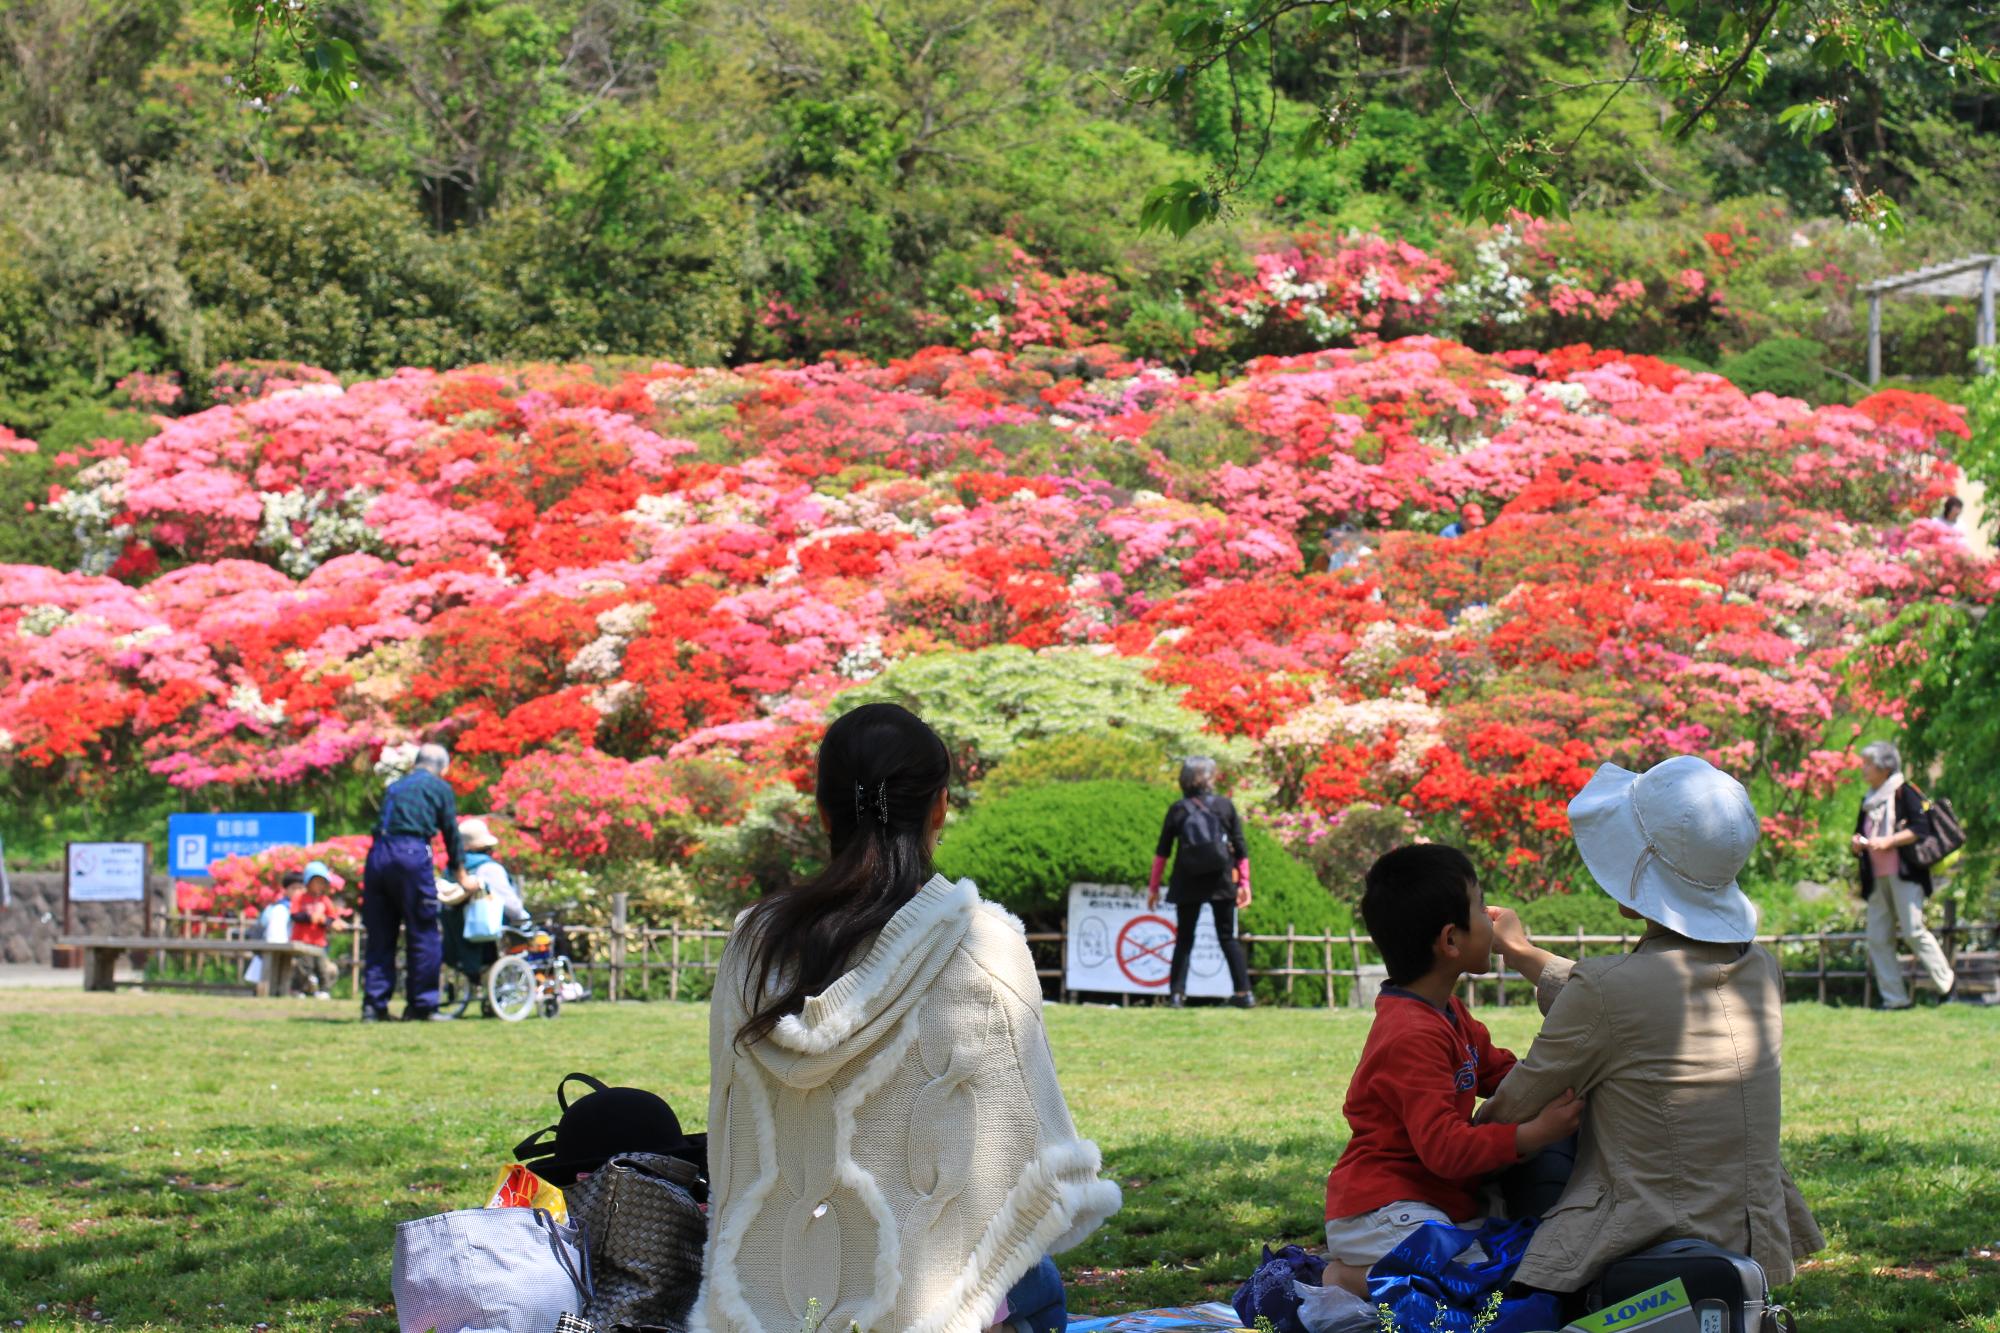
[0,338,1982,912]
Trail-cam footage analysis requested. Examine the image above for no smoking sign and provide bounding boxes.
[1115,914,1179,988]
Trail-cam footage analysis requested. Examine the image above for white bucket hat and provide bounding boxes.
[459,817,500,851]
[1568,755,1760,943]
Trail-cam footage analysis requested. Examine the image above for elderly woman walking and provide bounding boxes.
[1853,740,1955,1008]
[1147,757,1255,1008]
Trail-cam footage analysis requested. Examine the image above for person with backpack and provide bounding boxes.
[1852,740,1956,1008]
[1147,757,1255,1008]
[695,702,1121,1333]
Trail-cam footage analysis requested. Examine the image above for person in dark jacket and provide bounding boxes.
[362,743,475,1021]
[1147,757,1255,1008]
[1852,740,1954,1008]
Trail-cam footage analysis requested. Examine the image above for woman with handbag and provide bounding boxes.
[694,703,1121,1333]
[1146,757,1254,1008]
[1851,740,1956,1008]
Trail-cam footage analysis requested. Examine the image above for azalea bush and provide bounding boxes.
[0,330,1985,909]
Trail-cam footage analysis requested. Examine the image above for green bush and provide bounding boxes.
[834,646,1235,788]
[1491,886,1635,939]
[935,779,1352,1002]
[1716,336,1835,403]
[178,171,475,375]
[979,732,1178,800]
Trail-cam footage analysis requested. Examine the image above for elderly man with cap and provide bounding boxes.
[362,743,476,1022]
[1474,755,1823,1296]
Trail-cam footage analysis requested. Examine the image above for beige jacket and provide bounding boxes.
[1475,925,1824,1292]
[693,876,1121,1333]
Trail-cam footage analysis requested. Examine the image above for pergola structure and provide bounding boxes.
[1859,254,1998,385]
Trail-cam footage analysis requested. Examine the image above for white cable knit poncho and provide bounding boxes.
[692,875,1122,1333]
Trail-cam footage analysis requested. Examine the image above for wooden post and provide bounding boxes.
[670,924,682,1002]
[1816,934,1828,1005]
[1981,261,1997,358]
[609,893,628,1004]
[1322,930,1335,1010]
[1348,930,1363,1009]
[639,926,652,998]
[1867,292,1883,386]
[1942,897,1959,967]
[1284,924,1296,1002]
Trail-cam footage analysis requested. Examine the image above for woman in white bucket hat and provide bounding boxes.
[1472,755,1823,1294]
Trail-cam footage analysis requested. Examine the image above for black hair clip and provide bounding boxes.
[854,780,891,826]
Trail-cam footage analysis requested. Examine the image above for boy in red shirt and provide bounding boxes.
[1323,844,1584,1296]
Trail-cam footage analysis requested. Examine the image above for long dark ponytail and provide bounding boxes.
[735,701,953,1046]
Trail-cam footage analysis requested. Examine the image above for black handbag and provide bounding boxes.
[563,1151,708,1333]
[1590,1239,1794,1333]
[1905,786,1966,869]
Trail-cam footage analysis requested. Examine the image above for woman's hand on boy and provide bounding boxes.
[1487,906,1531,956]
[1486,906,1560,985]
[1515,1088,1586,1157]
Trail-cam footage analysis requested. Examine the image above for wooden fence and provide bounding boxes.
[159,894,1996,1009]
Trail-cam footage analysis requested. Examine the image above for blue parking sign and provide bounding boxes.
[168,812,317,877]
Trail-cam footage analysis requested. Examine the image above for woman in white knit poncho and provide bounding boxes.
[692,703,1122,1333]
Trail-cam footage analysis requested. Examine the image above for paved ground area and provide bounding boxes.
[0,960,140,989]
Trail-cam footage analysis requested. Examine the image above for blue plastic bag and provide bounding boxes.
[1366,1219,1562,1333]
[463,893,504,943]
[1232,1244,1326,1333]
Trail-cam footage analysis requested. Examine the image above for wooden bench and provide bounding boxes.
[56,936,329,998]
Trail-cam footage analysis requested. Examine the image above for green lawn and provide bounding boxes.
[2,993,1996,1331]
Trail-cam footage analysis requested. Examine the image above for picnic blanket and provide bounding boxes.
[1066,1302,1250,1333]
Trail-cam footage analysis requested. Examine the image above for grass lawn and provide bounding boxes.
[2,992,1996,1331]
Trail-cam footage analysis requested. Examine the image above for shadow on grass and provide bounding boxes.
[9,1119,1997,1331]
[4,1125,425,1329]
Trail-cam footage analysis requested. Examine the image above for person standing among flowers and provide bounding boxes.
[1851,740,1955,1008]
[694,703,1120,1333]
[361,743,475,1022]
[1148,757,1255,1008]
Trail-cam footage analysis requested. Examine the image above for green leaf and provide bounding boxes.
[1138,179,1220,238]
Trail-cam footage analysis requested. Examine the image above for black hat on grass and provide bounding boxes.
[513,1072,706,1189]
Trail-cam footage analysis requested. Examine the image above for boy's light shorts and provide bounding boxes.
[1324,1201,1486,1268]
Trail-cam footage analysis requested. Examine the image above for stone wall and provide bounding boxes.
[1,871,157,965]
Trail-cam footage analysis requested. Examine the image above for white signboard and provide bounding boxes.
[67,842,150,903]
[1064,882,1233,998]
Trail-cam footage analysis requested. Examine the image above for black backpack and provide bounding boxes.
[1175,796,1234,877]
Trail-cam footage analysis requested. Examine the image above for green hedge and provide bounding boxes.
[935,779,1353,1002]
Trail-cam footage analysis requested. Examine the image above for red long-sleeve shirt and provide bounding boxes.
[1325,988,1521,1222]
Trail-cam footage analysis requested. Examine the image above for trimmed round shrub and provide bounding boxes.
[979,731,1178,800]
[1716,336,1832,403]
[935,779,1353,1002]
[834,646,1232,786]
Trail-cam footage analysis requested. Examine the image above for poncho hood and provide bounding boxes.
[747,873,979,1091]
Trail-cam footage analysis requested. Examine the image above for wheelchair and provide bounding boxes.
[440,905,584,1021]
